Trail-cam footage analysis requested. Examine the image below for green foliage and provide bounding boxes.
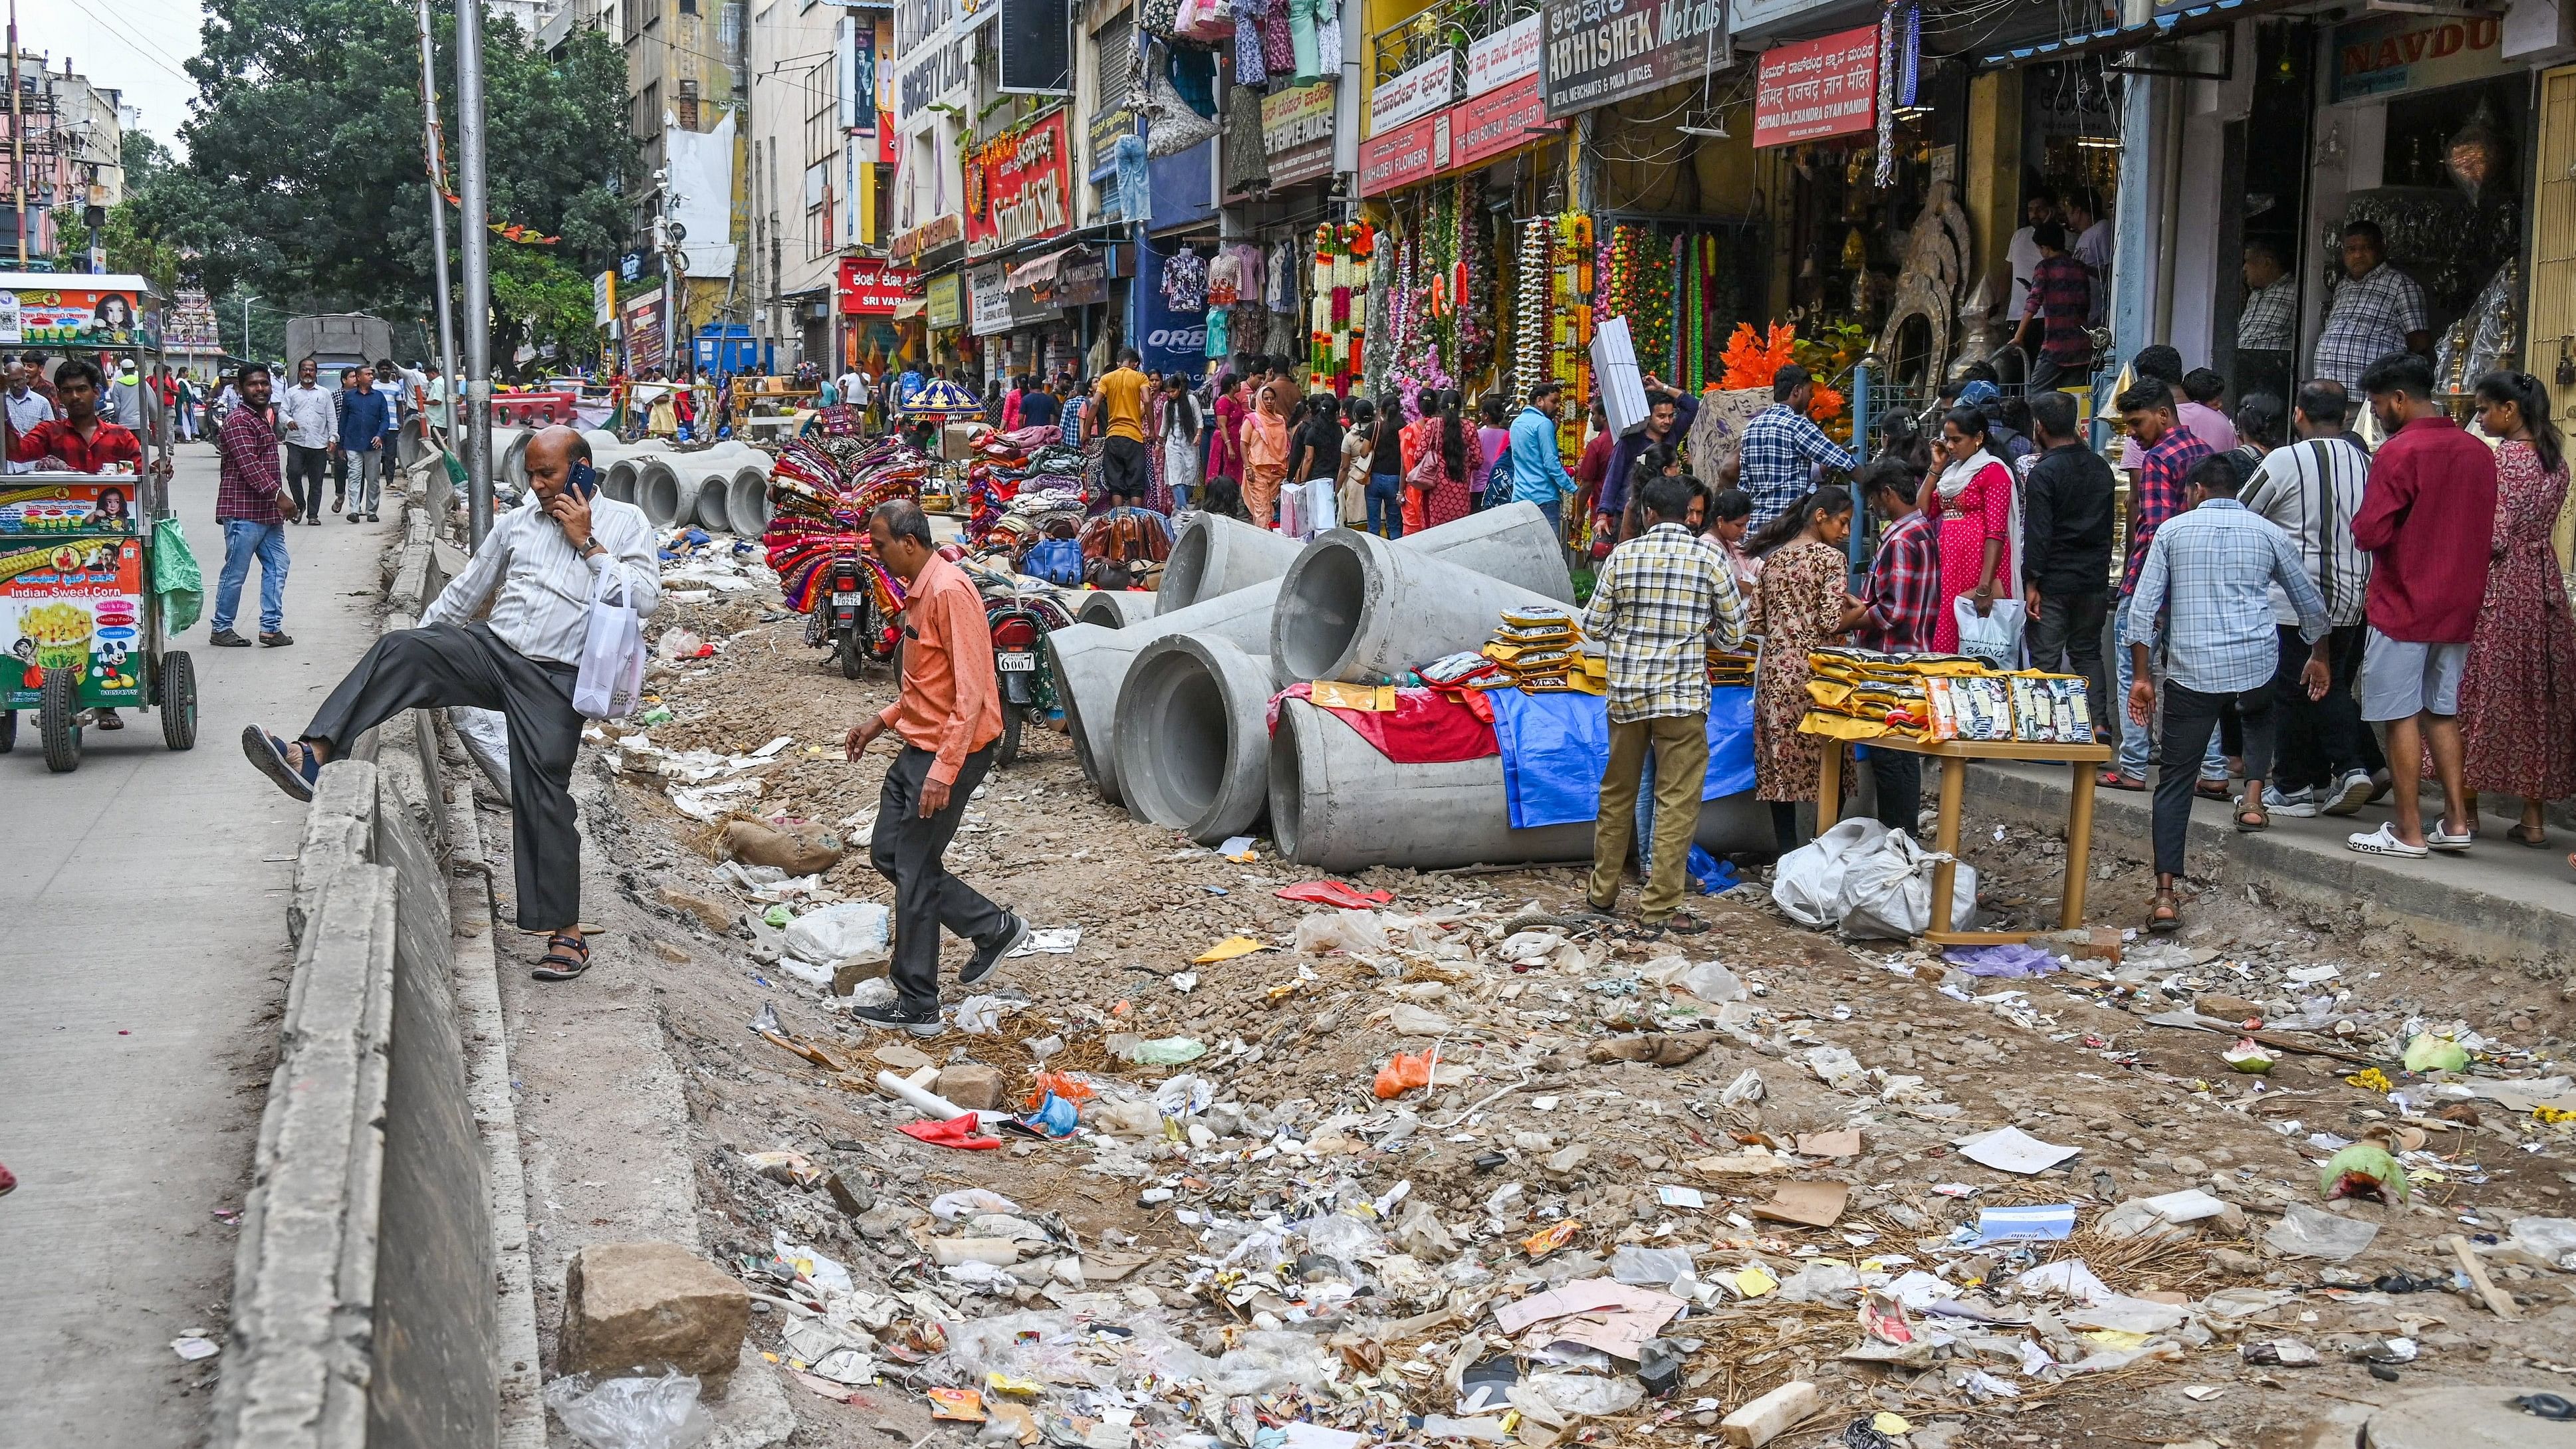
[491,247,604,368]
[122,0,636,358]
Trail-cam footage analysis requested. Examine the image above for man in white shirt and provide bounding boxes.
[836,367,864,413]
[243,426,659,983]
[277,356,339,524]
[3,354,58,475]
[2004,188,2059,321]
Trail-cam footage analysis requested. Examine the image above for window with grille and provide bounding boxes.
[1093,12,1133,114]
[678,78,700,130]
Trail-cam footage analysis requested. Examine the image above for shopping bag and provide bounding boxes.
[571,564,647,719]
[1837,828,1978,939]
[1770,817,1887,928]
[1952,596,2026,669]
[1302,477,1338,534]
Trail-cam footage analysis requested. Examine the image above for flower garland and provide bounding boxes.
[1718,321,1845,425]
[1598,224,1675,380]
[1551,212,1593,452]
[1514,217,1552,399]
[1454,178,1495,383]
[1308,222,1373,396]
[1363,242,1394,393]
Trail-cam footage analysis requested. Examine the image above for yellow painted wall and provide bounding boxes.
[1359,0,1442,139]
[1962,70,2020,322]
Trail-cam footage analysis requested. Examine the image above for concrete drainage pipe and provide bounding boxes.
[499,426,540,490]
[582,428,620,456]
[1157,514,1305,614]
[1075,590,1159,629]
[637,457,685,528]
[1114,633,1278,841]
[689,471,735,532]
[1050,502,1571,806]
[1268,698,1775,871]
[1272,527,1566,684]
[726,462,774,535]
[603,453,645,504]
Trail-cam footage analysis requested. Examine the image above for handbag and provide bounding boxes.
[1405,438,1443,493]
[572,562,647,720]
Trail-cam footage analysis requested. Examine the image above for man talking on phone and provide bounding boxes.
[240,425,659,983]
[842,500,1028,1034]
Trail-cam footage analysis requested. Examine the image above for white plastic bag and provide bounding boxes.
[1770,818,1887,927]
[543,1371,714,1449]
[1302,477,1338,534]
[1837,828,1978,939]
[1952,595,2026,669]
[451,705,512,792]
[782,902,891,966]
[572,564,647,719]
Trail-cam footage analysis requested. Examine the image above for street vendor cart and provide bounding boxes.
[895,377,985,512]
[0,273,199,772]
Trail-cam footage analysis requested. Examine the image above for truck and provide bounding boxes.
[285,312,397,374]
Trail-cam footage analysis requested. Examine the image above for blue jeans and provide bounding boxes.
[1366,473,1405,538]
[213,519,290,634]
[1536,496,1562,534]
[2114,627,2229,783]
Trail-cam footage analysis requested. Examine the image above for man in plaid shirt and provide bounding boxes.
[2009,221,2093,391]
[210,362,294,649]
[2311,221,2429,394]
[1850,463,1936,830]
[1579,473,1749,936]
[1738,364,1856,527]
[2107,376,2213,785]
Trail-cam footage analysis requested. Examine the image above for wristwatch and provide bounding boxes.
[580,539,606,559]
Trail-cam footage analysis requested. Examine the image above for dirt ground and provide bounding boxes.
[511,575,2576,1449]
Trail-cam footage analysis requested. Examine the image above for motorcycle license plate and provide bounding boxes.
[997,653,1036,671]
[830,591,863,606]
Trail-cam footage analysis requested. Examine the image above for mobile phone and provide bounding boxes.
[570,459,598,499]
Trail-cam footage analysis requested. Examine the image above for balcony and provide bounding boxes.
[1367,0,1540,97]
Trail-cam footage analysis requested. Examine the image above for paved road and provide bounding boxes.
[0,445,398,1446]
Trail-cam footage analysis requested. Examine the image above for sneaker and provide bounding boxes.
[960,912,1028,989]
[208,628,251,647]
[346,513,360,523]
[2322,770,2373,817]
[2260,786,2318,818]
[259,631,294,647]
[366,512,380,522]
[242,725,320,802]
[848,997,944,1037]
[2368,768,2394,804]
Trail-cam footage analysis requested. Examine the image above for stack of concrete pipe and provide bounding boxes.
[1074,590,1159,629]
[639,443,770,532]
[1050,504,1773,867]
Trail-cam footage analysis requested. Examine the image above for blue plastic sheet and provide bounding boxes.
[1486,687,1756,830]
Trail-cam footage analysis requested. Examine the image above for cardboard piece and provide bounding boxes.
[1750,1181,1850,1228]
[1590,316,1648,437]
[1494,1278,1686,1359]
[1954,1125,2081,1174]
[1796,1129,1862,1158]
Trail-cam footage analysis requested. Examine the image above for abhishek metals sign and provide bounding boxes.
[1540,0,1728,118]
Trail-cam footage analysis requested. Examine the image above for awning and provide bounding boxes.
[1978,0,2301,68]
[1008,249,1071,292]
[893,298,927,320]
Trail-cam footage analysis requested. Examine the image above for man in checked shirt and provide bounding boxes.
[1578,473,1750,937]
[207,362,294,650]
[2105,376,2214,790]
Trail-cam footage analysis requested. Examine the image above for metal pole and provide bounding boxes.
[414,0,459,444]
[455,0,495,546]
[11,1,26,268]
[1849,361,1871,574]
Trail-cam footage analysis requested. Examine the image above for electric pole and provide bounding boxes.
[9,0,25,268]
[414,0,459,442]
[457,0,494,546]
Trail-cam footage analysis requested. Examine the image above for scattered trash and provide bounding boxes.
[543,1371,716,1449]
[171,1333,221,1362]
[1274,880,1395,908]
[2321,1140,2410,1204]
[1954,1125,2081,1174]
[1374,1050,1437,1099]
[1193,935,1268,963]
[717,818,844,874]
[1008,927,1082,956]
[1974,1203,2077,1242]
[2404,1034,2470,1074]
[782,903,890,968]
[2221,1038,2275,1074]
[1944,943,2061,978]
[1753,1181,1850,1228]
[1114,1035,1209,1066]
[2266,1202,2380,1261]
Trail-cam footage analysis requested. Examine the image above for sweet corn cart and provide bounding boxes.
[0,273,197,771]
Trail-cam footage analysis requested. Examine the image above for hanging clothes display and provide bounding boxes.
[1163,247,1209,312]
[1167,44,1218,118]
[1233,0,1270,86]
[1221,85,1270,191]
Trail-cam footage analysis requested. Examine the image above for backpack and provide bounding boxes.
[1024,537,1086,586]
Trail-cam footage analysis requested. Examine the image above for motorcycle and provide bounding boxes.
[808,552,899,679]
[985,600,1053,768]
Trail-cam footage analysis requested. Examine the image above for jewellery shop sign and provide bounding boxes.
[1540,0,1728,119]
[966,109,1073,258]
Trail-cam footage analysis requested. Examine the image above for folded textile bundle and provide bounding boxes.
[1800,645,2091,744]
[1478,605,1599,693]
[764,435,927,614]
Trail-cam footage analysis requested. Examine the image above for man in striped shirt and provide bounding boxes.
[2241,379,2383,814]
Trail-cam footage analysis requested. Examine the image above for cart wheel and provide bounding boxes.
[160,651,199,750]
[39,668,80,773]
[0,707,15,753]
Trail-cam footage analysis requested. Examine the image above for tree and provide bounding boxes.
[125,0,635,358]
[491,247,603,370]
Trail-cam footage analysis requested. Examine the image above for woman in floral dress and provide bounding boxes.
[1920,404,2018,656]
[1749,487,1857,854]
[1419,390,1475,528]
[2456,371,2576,847]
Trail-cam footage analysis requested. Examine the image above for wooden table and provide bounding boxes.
[1814,730,2111,945]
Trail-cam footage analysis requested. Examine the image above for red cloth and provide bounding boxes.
[900,1115,1001,1150]
[2353,413,2498,643]
[1275,880,1395,908]
[1267,683,1500,763]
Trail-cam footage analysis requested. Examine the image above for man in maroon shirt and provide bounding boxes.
[209,362,294,649]
[2347,351,2496,857]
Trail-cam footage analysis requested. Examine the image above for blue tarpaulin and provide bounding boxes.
[1486,686,1756,830]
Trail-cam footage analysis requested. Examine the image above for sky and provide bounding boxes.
[13,0,208,150]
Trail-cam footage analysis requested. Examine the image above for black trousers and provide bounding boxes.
[872,742,1008,1010]
[1869,748,1921,834]
[304,622,584,931]
[285,444,330,521]
[328,445,348,503]
[2154,680,2276,877]
[2272,622,2382,791]
[1103,435,1149,501]
[2028,591,2109,732]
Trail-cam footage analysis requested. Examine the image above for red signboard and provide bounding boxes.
[838,257,919,314]
[1359,72,1558,199]
[965,108,1073,257]
[1752,25,1879,149]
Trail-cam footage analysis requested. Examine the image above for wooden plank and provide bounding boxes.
[2449,1234,2521,1321]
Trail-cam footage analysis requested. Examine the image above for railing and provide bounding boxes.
[1366,0,1542,98]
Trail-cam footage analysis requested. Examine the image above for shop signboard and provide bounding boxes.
[889,213,966,266]
[926,272,967,330]
[969,262,1017,336]
[1358,71,1556,197]
[838,257,918,314]
[1371,53,1457,134]
[1752,25,1877,148]
[592,270,616,326]
[965,108,1073,257]
[1727,0,1879,42]
[167,290,220,352]
[1044,249,1108,309]
[2,533,147,710]
[1540,0,1726,119]
[1089,104,1135,181]
[623,284,665,375]
[0,479,142,535]
[1262,82,1337,187]
[2331,11,2505,102]
[1468,14,1544,97]
[1135,243,1207,384]
[0,279,160,348]
[895,0,993,126]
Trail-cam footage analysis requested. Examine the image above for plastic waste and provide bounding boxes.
[1304,1212,1388,1262]
[1674,960,1745,1004]
[748,1002,782,1036]
[2266,1202,2380,1261]
[453,705,513,791]
[1521,1371,1645,1418]
[1118,1036,1207,1066]
[1375,1050,1436,1099]
[784,903,891,966]
[1294,909,1391,956]
[1683,845,1738,895]
[2508,1216,2576,1270]
[1945,943,2060,978]
[955,994,1015,1035]
[2403,1034,2470,1073]
[1020,1092,1080,1137]
[1423,1417,1508,1442]
[657,628,710,661]
[543,1371,716,1449]
[843,978,897,1008]
[1383,1003,1457,1036]
[1610,1245,1697,1288]
[1153,1074,1215,1116]
[931,1189,1022,1221]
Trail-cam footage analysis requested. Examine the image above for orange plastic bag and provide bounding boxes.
[1373,1050,1435,1099]
[1026,1071,1097,1110]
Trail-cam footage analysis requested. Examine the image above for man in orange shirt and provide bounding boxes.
[843,501,1028,1033]
[1093,346,1152,504]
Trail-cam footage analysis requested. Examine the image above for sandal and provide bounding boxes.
[2235,804,2270,833]
[2194,780,2230,801]
[2098,770,2146,791]
[2509,824,2549,847]
[1652,911,1711,936]
[2146,891,2182,933]
[531,931,592,982]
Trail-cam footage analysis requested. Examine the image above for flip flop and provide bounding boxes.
[2098,770,2146,792]
[242,726,319,802]
[2509,824,2549,847]
[2194,780,2230,800]
[2347,823,2429,859]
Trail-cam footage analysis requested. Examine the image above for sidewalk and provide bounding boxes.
[0,450,402,1446]
[1969,760,2576,966]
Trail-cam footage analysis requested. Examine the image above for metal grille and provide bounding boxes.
[2532,66,2576,427]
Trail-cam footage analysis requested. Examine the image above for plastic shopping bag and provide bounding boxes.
[1952,596,2026,669]
[1837,828,1978,939]
[572,564,647,719]
[1770,818,1888,928]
